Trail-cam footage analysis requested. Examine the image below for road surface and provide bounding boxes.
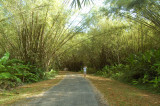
[14,74,107,106]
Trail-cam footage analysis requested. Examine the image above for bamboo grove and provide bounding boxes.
[0,0,160,91]
[0,0,87,89]
[59,0,160,90]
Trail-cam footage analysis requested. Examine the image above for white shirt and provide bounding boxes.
[83,67,87,72]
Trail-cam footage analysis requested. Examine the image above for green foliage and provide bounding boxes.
[102,0,160,32]
[0,0,80,73]
[71,0,93,8]
[87,67,97,74]
[45,69,57,79]
[0,52,43,89]
[95,64,125,79]
[0,52,9,64]
[96,50,160,89]
[0,0,159,93]
[125,50,160,86]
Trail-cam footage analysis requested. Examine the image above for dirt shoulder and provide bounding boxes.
[0,74,64,105]
[87,75,160,106]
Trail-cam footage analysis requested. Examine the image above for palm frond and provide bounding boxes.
[70,0,93,8]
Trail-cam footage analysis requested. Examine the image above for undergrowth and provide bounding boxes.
[95,49,160,93]
[0,52,57,90]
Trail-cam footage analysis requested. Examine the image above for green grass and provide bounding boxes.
[133,84,160,94]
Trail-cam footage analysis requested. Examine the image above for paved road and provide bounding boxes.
[14,74,107,106]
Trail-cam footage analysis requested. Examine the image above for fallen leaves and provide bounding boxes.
[87,75,160,106]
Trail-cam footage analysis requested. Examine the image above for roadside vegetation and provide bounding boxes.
[95,49,160,93]
[0,0,160,105]
[0,52,58,90]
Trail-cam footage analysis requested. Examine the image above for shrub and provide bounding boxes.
[87,67,97,74]
[117,50,160,88]
[45,69,57,79]
[0,52,43,89]
[125,50,160,87]
[96,49,160,88]
[95,64,125,79]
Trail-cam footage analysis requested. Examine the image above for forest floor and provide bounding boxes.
[87,75,160,106]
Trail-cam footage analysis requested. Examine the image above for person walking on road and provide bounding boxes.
[83,66,87,78]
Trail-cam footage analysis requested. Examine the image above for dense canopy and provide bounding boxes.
[0,0,160,91]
